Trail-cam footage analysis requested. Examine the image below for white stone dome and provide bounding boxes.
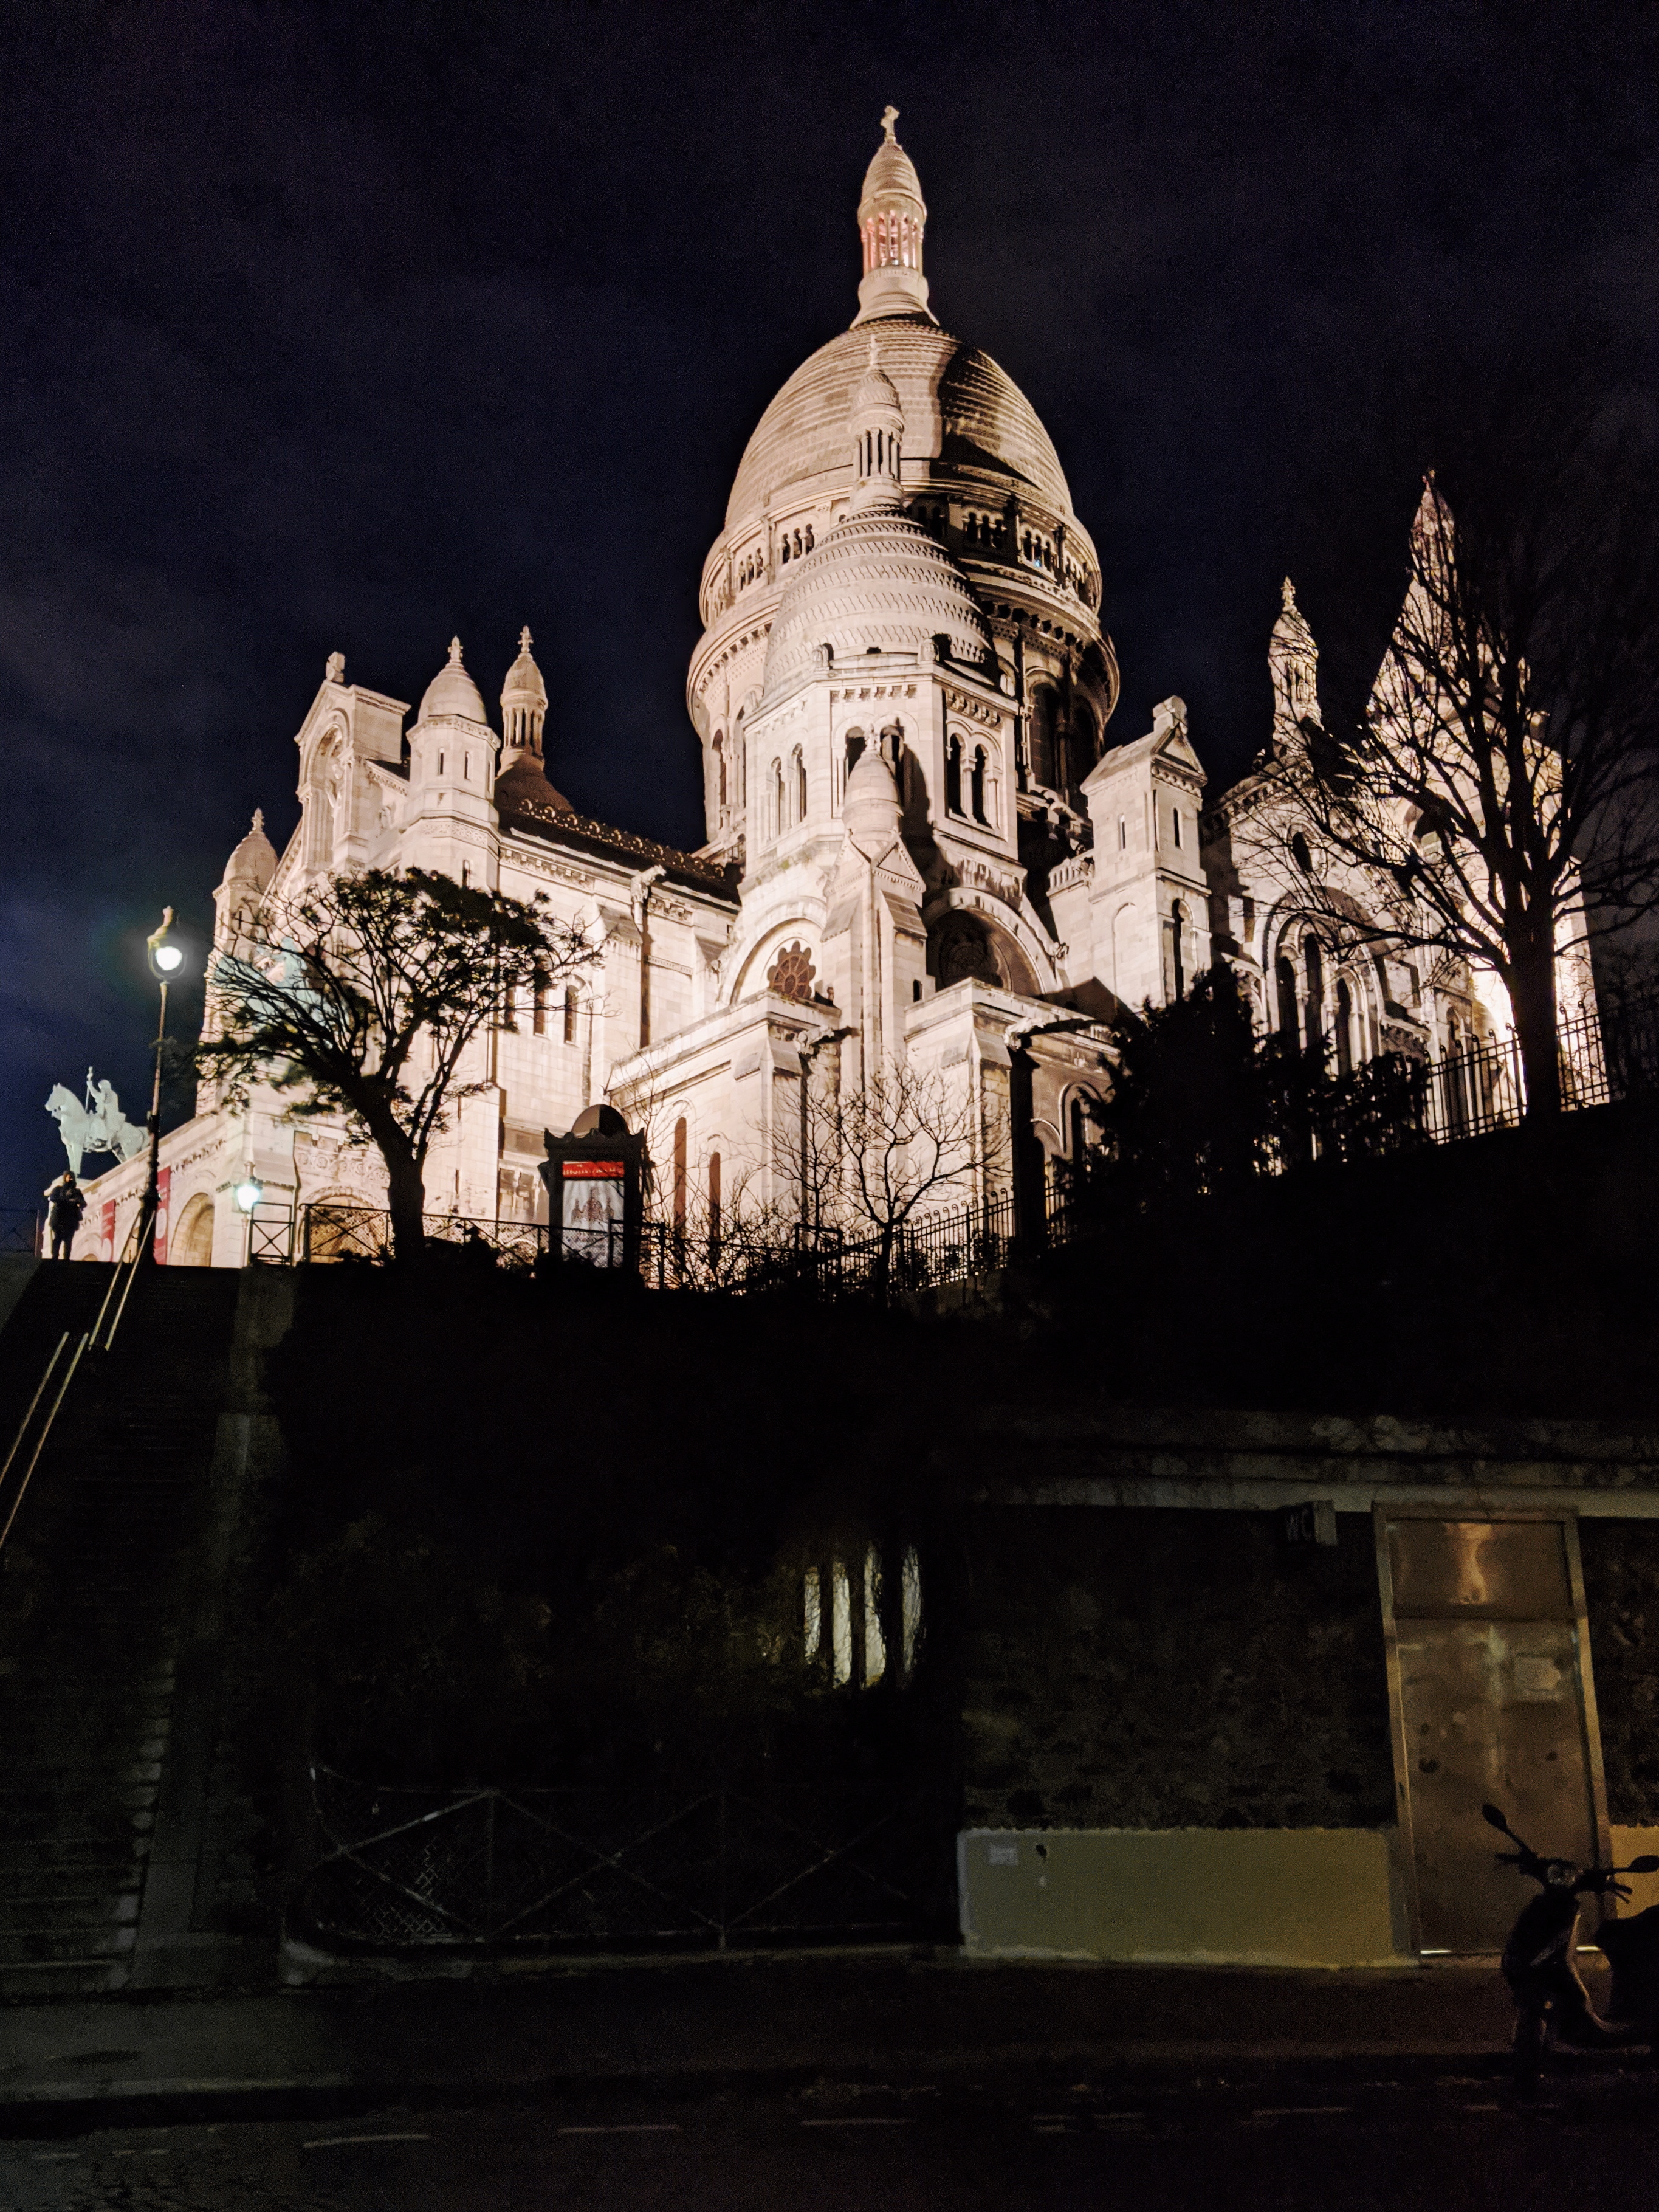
[220,808,276,893]
[419,637,489,724]
[724,320,1073,533]
[761,502,994,701]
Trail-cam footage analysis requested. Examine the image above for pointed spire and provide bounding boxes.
[852,108,935,328]
[1269,577,1321,751]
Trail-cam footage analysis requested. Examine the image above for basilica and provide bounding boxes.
[70,113,1539,1267]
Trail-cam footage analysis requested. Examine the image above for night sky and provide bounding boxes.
[3,0,1655,1202]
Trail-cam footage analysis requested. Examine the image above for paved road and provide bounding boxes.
[7,2068,1659,2211]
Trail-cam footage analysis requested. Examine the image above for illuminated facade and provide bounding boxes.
[72,113,1556,1263]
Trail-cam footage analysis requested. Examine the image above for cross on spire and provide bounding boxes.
[881,103,899,140]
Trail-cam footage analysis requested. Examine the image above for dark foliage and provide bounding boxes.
[1088,965,1424,1205]
[258,1266,966,1790]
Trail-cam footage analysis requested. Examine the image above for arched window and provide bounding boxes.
[1276,954,1299,1039]
[1291,831,1313,873]
[1167,900,1188,1001]
[804,524,815,552]
[707,1151,721,1263]
[1335,977,1354,1078]
[563,985,578,1045]
[1304,937,1325,1044]
[1029,687,1059,788]
[532,969,548,1036]
[945,734,963,814]
[1070,706,1097,798]
[780,537,790,564]
[771,759,784,840]
[1068,1092,1095,1162]
[712,732,726,816]
[793,746,808,824]
[970,746,988,824]
[672,1117,687,1233]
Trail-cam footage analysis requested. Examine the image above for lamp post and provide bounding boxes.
[139,908,186,1264]
[233,1174,264,1264]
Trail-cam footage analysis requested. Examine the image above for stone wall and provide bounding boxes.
[961,1506,1395,1830]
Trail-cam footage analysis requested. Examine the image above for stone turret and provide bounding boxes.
[404,638,500,887]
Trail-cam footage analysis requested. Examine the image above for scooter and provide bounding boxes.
[1483,1802,1659,2095]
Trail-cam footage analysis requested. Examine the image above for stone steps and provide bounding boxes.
[0,1263,239,1985]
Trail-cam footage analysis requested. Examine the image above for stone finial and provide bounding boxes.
[252,807,265,834]
[1280,577,1297,613]
[520,625,533,649]
[325,650,346,683]
[447,636,462,663]
[881,103,899,141]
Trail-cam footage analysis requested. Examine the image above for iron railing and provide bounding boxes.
[302,1202,673,1281]
[0,1207,41,1256]
[285,994,1659,1300]
[292,1765,944,1955]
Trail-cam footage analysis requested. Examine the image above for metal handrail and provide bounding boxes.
[91,1205,155,1353]
[0,1329,89,1560]
[0,1331,69,1494]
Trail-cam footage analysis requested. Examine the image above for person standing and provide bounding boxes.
[44,1173,86,1261]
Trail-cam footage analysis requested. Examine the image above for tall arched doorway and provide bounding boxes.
[171,1191,216,1268]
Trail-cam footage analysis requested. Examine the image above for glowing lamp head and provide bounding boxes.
[233,1177,264,1216]
[146,906,187,980]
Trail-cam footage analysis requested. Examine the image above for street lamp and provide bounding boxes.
[139,908,188,1263]
[234,1174,264,1264]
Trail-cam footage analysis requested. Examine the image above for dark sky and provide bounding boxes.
[4,0,1656,1202]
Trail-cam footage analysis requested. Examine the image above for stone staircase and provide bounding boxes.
[0,1261,239,1994]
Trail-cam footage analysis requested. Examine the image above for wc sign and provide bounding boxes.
[1277,1500,1338,1548]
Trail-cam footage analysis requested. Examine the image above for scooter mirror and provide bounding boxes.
[1624,1856,1659,1874]
[1481,1804,1511,1832]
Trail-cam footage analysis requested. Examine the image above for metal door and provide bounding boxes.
[1379,1514,1610,1955]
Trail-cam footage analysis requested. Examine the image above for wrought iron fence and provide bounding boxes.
[291,1765,945,1954]
[289,993,1659,1300]
[301,1202,672,1281]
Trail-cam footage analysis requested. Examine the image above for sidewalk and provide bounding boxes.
[0,1952,1523,2132]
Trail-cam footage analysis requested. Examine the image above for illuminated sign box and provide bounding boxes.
[538,1108,644,1270]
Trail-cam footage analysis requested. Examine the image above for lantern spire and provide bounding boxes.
[852,109,934,327]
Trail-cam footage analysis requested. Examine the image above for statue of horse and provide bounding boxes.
[44,1075,146,1178]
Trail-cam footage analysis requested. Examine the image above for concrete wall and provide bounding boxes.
[959,1825,1406,1966]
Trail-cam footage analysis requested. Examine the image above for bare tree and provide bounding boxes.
[1259,409,1659,1117]
[775,1054,982,1298]
[199,867,592,1263]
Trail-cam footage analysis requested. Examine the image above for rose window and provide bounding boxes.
[767,942,817,1002]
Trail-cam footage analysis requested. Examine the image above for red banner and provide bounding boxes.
[154,1165,171,1266]
[563,1160,625,1180]
[100,1199,116,1262]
